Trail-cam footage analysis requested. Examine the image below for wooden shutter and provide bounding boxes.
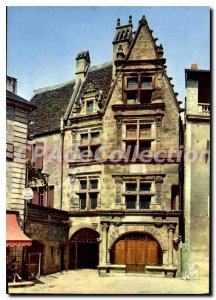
[35,142,44,169]
[32,189,39,205]
[47,186,54,208]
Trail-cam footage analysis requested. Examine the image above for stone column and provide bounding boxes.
[168,225,175,266]
[100,222,109,264]
[155,176,163,205]
[116,118,122,148]
[115,177,122,204]
[155,115,162,151]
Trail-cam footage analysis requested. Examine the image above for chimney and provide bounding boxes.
[191,63,198,70]
[75,51,91,82]
[7,76,17,94]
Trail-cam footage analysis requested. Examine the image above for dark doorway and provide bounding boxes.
[70,228,99,270]
[110,232,162,272]
[25,240,44,277]
[60,245,64,271]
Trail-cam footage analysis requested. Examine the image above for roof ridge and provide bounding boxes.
[33,61,112,95]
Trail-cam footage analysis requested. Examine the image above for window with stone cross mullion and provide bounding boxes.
[79,176,99,210]
[125,120,151,159]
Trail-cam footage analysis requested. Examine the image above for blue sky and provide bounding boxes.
[7,6,210,105]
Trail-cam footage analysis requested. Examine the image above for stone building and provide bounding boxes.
[184,65,210,276]
[29,16,183,276]
[6,76,34,273]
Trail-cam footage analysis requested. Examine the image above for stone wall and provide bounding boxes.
[6,104,28,220]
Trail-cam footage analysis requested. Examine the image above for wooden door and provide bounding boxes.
[125,240,136,271]
[146,240,159,265]
[136,240,147,272]
[112,233,162,272]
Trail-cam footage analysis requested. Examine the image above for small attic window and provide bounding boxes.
[86,101,94,113]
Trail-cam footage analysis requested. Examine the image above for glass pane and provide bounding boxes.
[80,180,87,190]
[126,196,136,209]
[140,91,152,104]
[87,101,94,113]
[90,180,98,190]
[140,196,151,209]
[139,141,151,154]
[140,183,151,192]
[80,195,86,210]
[91,132,100,139]
[126,142,137,160]
[127,78,138,89]
[141,77,152,88]
[90,193,97,209]
[140,125,151,138]
[126,183,137,192]
[126,125,137,138]
[80,133,88,144]
[126,91,138,104]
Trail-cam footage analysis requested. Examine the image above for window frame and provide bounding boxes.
[124,74,154,104]
[79,130,101,161]
[123,120,153,160]
[77,176,99,210]
[123,179,153,210]
[86,100,94,114]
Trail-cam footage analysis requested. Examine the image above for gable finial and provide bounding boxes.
[117,18,120,27]
[139,15,147,25]
[129,15,132,24]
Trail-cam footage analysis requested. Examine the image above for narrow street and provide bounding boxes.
[9,269,209,295]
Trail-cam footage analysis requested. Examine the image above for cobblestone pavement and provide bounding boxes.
[9,269,209,295]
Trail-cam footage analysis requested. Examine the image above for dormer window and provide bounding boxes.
[86,100,94,113]
[124,74,153,104]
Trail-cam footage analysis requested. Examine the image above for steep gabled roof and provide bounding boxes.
[74,62,113,112]
[30,81,75,135]
[29,62,113,135]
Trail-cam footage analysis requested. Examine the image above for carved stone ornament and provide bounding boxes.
[116,118,122,147]
[73,82,104,114]
[102,223,110,231]
[167,224,176,232]
[155,176,163,204]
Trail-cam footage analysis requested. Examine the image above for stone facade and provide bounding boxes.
[28,16,183,276]
[6,76,35,220]
[184,65,210,276]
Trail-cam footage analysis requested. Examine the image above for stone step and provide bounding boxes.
[8,281,35,288]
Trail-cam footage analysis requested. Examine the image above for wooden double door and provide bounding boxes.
[111,232,162,272]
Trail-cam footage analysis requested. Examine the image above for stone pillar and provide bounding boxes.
[115,177,122,204]
[107,248,111,265]
[162,250,169,265]
[100,222,109,264]
[168,225,175,266]
[155,176,163,204]
[155,115,162,150]
[116,118,122,148]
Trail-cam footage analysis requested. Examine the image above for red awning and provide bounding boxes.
[6,213,32,247]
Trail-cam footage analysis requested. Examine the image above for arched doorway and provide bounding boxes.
[70,228,100,269]
[110,232,162,272]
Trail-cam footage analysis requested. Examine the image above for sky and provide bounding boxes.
[7,6,210,105]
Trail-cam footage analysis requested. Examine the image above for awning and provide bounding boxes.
[6,213,32,247]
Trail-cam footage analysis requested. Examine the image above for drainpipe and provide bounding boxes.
[60,118,65,210]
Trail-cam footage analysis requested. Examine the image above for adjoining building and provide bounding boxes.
[28,15,184,276]
[184,64,210,276]
[6,76,34,274]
